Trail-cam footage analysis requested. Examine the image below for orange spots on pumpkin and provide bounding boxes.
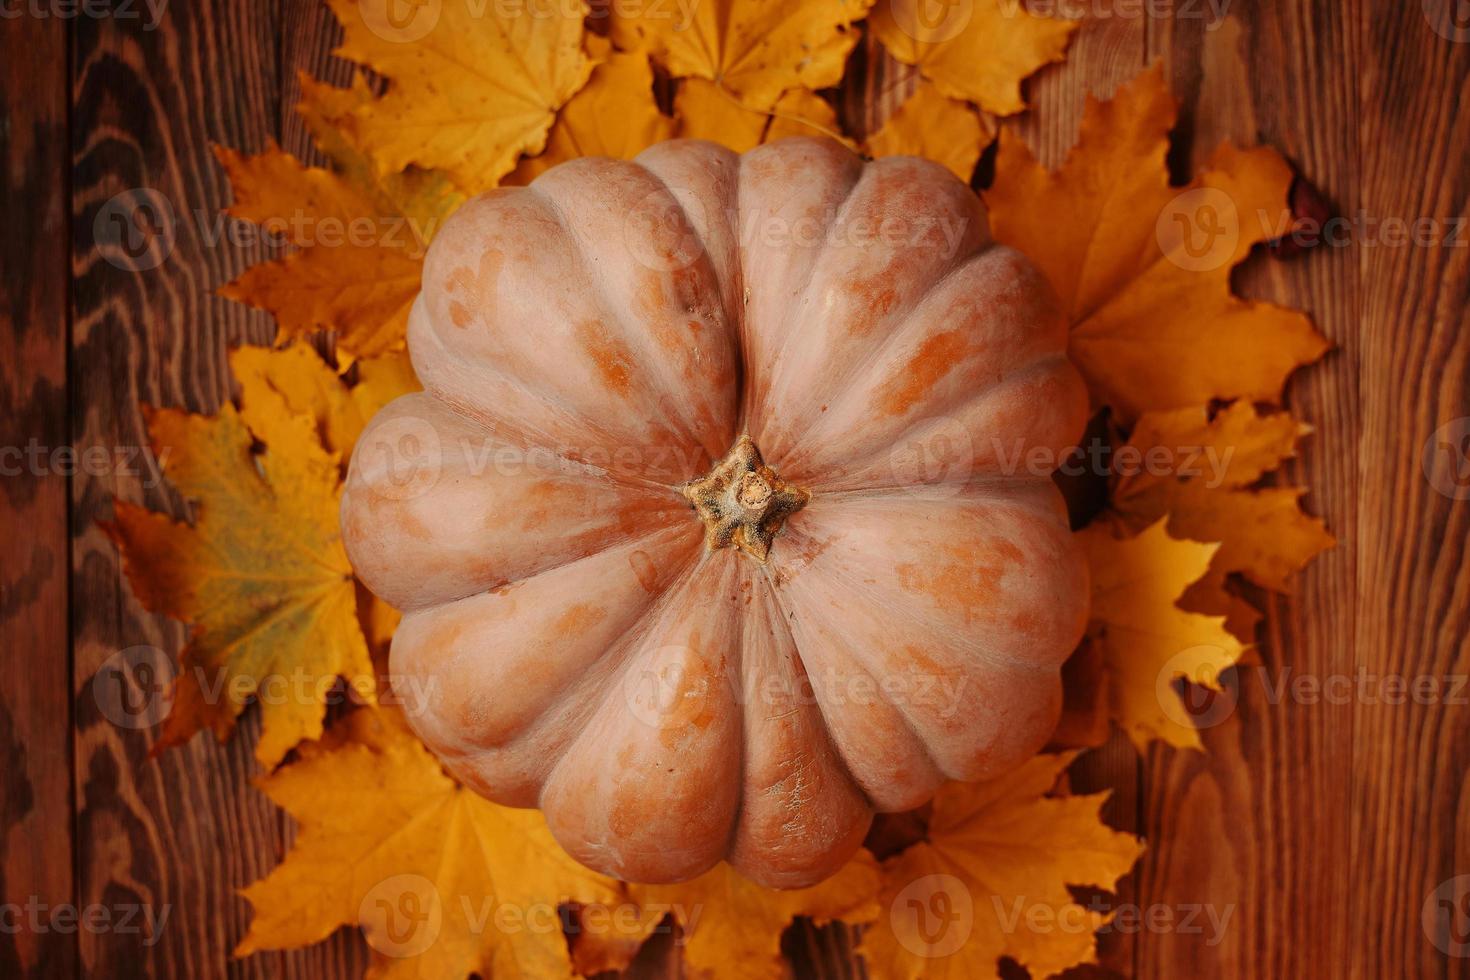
[552,602,607,640]
[443,248,504,329]
[628,550,661,594]
[575,320,635,395]
[878,330,972,416]
[895,543,1004,622]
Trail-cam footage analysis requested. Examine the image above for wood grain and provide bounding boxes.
[1,10,75,980]
[2,0,1466,977]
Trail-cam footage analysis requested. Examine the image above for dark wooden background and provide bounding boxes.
[3,0,1468,976]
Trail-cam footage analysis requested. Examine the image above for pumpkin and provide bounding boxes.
[342,137,1089,888]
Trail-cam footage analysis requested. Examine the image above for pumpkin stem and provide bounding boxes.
[679,435,810,564]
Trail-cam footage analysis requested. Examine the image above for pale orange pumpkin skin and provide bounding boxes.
[342,137,1089,888]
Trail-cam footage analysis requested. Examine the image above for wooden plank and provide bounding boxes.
[1137,2,1362,977]
[67,0,360,975]
[1347,1,1470,976]
[0,11,77,980]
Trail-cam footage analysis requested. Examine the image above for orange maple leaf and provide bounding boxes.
[217,77,462,363]
[859,752,1143,979]
[105,373,373,768]
[985,63,1330,422]
[236,707,622,980]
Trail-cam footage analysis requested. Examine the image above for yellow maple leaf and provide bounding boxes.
[321,0,593,192]
[229,344,419,461]
[104,386,373,768]
[219,74,462,363]
[590,856,882,980]
[985,63,1330,422]
[1108,401,1334,596]
[870,0,1076,116]
[864,81,992,181]
[507,38,674,184]
[1079,519,1245,750]
[860,752,1143,979]
[611,0,871,110]
[236,708,621,980]
[675,80,853,152]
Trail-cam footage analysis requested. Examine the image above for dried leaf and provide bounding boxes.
[507,38,674,184]
[620,857,882,980]
[870,0,1076,115]
[865,81,992,181]
[860,752,1143,979]
[229,344,419,460]
[1080,519,1245,750]
[986,64,1330,421]
[675,80,852,151]
[324,0,594,192]
[237,708,621,980]
[105,390,372,768]
[1108,401,1333,593]
[611,0,872,109]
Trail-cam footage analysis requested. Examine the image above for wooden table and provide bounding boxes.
[3,1,1467,976]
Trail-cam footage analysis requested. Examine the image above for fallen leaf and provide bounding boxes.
[618,856,882,980]
[507,38,673,184]
[870,0,1076,115]
[1051,636,1111,750]
[216,84,459,364]
[1080,519,1245,750]
[1107,401,1333,593]
[675,81,853,151]
[864,80,992,181]
[229,344,419,461]
[985,64,1330,421]
[237,707,622,980]
[611,0,872,110]
[859,752,1143,979]
[323,0,594,192]
[104,389,373,768]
